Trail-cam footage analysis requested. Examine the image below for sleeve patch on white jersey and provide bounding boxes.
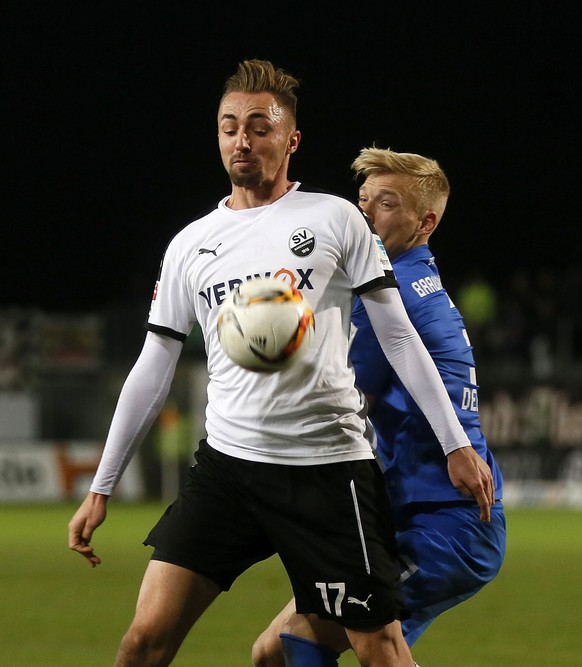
[373,235,392,270]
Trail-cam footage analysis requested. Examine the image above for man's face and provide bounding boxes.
[358,174,424,260]
[218,91,299,189]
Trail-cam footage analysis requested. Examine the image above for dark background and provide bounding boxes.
[4,1,581,314]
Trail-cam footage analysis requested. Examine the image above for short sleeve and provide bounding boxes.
[343,206,397,294]
[147,237,196,341]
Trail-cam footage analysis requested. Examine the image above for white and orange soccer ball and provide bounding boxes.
[217,278,315,372]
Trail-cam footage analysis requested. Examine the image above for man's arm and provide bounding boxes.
[68,332,183,566]
[360,288,494,520]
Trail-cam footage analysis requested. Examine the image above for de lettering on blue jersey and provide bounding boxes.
[351,244,503,510]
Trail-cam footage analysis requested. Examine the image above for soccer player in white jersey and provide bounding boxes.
[68,60,494,667]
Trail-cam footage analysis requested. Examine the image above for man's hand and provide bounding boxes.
[68,492,109,567]
[447,447,495,522]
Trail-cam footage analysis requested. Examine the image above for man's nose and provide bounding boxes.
[235,131,251,152]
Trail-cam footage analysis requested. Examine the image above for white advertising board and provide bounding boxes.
[0,441,143,502]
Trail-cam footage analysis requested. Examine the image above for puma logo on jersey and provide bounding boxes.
[199,243,222,256]
[347,594,372,611]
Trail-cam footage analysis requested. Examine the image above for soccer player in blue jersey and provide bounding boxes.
[252,147,506,667]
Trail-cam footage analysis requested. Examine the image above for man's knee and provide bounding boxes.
[346,621,413,667]
[115,623,178,667]
[284,614,349,654]
[280,633,340,667]
[251,626,285,667]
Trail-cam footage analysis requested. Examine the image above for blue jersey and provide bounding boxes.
[351,244,503,509]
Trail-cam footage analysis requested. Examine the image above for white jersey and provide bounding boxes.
[147,182,396,465]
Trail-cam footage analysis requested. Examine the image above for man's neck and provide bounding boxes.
[389,241,429,262]
[226,181,295,210]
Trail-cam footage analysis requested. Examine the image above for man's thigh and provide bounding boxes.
[145,441,276,590]
[396,502,506,644]
[132,560,221,644]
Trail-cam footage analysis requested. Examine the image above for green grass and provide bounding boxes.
[1,505,580,666]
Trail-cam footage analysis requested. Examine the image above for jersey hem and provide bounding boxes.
[206,439,375,466]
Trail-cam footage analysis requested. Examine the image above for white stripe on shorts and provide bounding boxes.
[350,479,371,574]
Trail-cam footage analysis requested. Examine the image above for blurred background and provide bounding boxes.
[2,1,582,506]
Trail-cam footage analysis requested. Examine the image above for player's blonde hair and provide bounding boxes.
[222,59,299,127]
[352,147,450,218]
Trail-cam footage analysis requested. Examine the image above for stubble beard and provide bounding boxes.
[229,165,264,189]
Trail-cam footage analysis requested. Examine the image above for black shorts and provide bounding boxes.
[145,439,405,629]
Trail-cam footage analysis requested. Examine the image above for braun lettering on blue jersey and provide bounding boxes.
[411,275,443,297]
[198,268,315,308]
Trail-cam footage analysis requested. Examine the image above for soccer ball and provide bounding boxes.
[217,278,315,372]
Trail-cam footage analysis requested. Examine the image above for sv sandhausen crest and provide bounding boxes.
[289,228,316,257]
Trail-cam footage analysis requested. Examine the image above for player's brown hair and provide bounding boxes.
[222,59,299,126]
[352,147,450,218]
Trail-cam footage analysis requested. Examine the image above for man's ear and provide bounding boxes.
[287,130,301,154]
[420,210,439,236]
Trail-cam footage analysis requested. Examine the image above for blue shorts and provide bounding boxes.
[394,501,506,646]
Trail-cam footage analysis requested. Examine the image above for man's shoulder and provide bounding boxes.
[184,201,223,228]
[290,186,364,231]
[162,203,223,257]
[395,248,444,299]
[295,184,355,207]
[296,183,342,197]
